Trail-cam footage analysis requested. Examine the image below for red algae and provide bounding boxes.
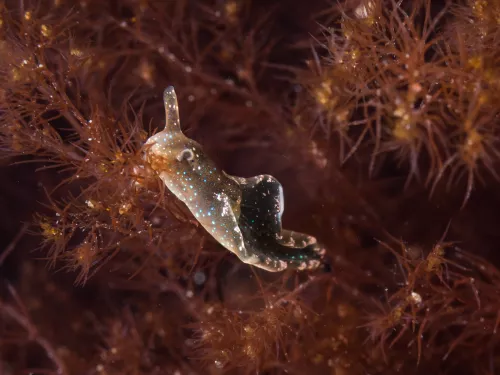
[1,1,500,374]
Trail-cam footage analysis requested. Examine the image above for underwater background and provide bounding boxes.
[1,0,500,374]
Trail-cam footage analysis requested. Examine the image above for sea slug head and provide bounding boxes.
[144,87,223,203]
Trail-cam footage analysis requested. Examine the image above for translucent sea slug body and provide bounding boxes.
[144,87,325,272]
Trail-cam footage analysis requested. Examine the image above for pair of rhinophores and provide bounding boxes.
[143,87,326,272]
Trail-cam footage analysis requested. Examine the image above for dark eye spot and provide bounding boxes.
[177,148,195,162]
